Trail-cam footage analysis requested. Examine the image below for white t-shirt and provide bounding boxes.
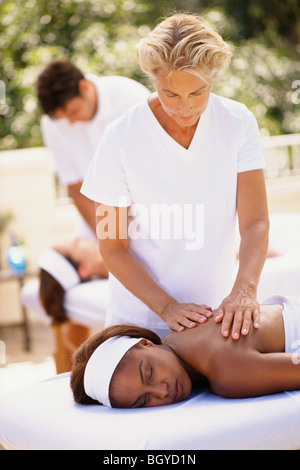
[81,93,265,333]
[40,74,150,185]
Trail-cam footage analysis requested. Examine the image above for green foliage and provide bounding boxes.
[0,0,299,150]
[212,28,300,135]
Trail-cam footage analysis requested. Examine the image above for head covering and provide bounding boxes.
[38,248,81,290]
[84,336,142,407]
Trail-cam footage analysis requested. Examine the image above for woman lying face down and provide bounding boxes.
[71,296,300,408]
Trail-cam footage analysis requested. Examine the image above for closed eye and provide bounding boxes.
[140,395,148,408]
[129,394,148,408]
[129,360,149,408]
[148,364,153,381]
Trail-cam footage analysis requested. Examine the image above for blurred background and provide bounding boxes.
[1,0,300,147]
[0,0,300,395]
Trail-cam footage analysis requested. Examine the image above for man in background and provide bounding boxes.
[37,60,149,237]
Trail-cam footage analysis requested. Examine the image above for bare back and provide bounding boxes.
[164,303,285,380]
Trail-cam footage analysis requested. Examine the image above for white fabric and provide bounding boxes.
[22,256,300,330]
[20,213,300,331]
[41,74,150,186]
[21,278,108,328]
[84,336,141,406]
[38,248,81,290]
[81,93,264,331]
[263,295,300,354]
[0,373,300,450]
[267,212,300,256]
[257,253,300,301]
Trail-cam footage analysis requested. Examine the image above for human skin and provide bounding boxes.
[53,79,99,233]
[53,79,98,123]
[55,238,108,280]
[96,68,269,339]
[110,303,300,408]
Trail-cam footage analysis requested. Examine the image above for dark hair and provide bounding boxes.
[39,254,80,325]
[39,269,67,324]
[37,60,84,116]
[70,325,162,405]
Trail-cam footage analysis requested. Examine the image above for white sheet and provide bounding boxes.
[6,213,300,450]
[0,373,300,450]
[21,278,108,328]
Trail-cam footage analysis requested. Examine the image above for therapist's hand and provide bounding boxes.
[214,287,260,340]
[162,300,213,332]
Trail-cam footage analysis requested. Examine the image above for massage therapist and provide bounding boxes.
[81,13,269,340]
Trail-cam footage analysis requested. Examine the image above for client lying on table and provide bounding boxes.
[70,295,300,408]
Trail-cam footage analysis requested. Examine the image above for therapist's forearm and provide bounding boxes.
[68,183,97,233]
[233,220,269,294]
[101,247,175,318]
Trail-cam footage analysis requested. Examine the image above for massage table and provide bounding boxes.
[0,373,300,450]
[1,212,300,450]
[20,277,109,329]
[2,256,300,451]
[20,278,108,372]
[20,247,300,374]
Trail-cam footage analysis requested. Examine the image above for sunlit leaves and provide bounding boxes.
[0,0,299,149]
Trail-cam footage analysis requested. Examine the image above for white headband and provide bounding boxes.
[84,336,142,407]
[38,248,81,290]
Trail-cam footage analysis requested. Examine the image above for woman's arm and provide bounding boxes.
[215,169,269,339]
[211,348,300,398]
[96,203,212,331]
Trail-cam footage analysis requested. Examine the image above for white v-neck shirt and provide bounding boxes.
[81,92,264,334]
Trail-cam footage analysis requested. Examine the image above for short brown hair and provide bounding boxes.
[37,60,84,116]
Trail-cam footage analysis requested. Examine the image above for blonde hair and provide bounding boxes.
[136,13,232,82]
